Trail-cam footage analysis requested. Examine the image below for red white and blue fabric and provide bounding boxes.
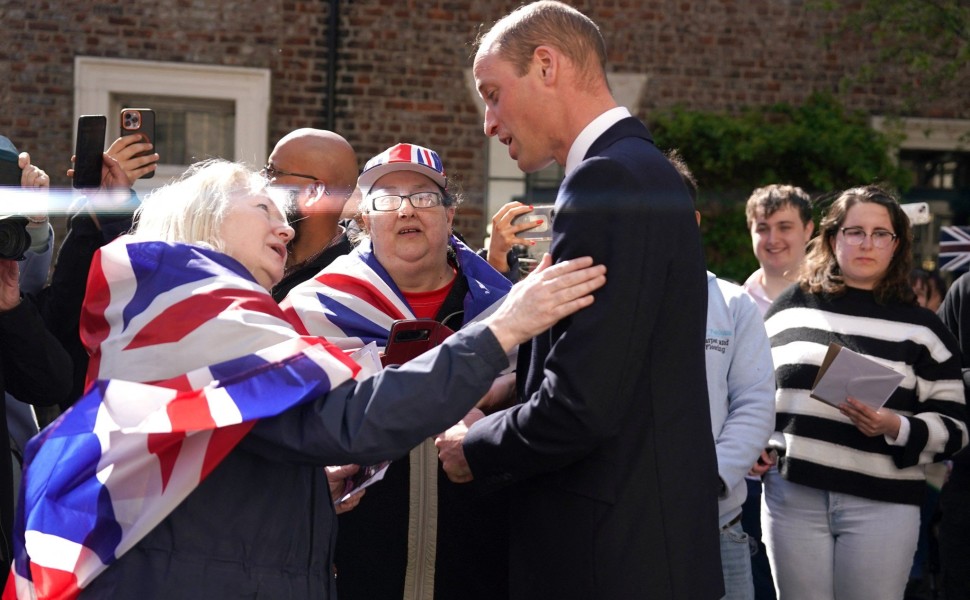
[282,236,511,351]
[3,238,361,600]
[358,143,447,189]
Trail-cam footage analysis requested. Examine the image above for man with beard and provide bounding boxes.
[264,128,360,302]
[264,129,364,515]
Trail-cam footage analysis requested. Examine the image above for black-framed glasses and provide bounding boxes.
[261,163,320,182]
[839,227,897,249]
[369,191,444,212]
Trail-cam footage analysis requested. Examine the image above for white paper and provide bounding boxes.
[336,461,391,504]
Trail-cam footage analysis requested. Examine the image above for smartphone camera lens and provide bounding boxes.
[123,111,140,130]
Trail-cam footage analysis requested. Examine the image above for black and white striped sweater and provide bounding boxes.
[764,285,968,505]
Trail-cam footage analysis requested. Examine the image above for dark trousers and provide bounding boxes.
[940,470,970,600]
[742,478,776,600]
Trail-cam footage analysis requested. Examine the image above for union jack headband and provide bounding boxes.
[358,142,447,193]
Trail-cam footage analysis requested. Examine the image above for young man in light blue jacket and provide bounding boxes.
[704,271,777,600]
[668,150,776,599]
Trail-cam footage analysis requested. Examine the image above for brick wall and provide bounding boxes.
[1,0,966,246]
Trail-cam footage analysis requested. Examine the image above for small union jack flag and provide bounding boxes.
[938,226,970,272]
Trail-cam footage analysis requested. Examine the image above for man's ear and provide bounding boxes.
[305,181,327,207]
[533,45,558,83]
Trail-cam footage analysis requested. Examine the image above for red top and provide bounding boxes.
[401,274,456,319]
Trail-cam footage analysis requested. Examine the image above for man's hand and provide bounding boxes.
[327,464,365,514]
[748,449,777,477]
[435,408,485,483]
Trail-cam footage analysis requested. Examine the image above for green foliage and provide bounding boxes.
[650,93,909,282]
[812,0,970,107]
[696,202,758,286]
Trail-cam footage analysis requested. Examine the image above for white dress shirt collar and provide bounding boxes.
[564,106,632,176]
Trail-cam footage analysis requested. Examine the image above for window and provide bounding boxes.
[899,150,970,191]
[872,117,970,273]
[112,94,236,165]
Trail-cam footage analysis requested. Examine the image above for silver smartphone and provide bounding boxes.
[510,204,555,240]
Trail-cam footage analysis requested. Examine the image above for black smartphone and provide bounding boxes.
[758,448,779,465]
[119,108,156,179]
[0,153,21,187]
[381,319,455,367]
[510,204,555,241]
[73,115,107,189]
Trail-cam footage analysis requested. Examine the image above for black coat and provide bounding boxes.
[464,118,723,599]
[0,297,72,580]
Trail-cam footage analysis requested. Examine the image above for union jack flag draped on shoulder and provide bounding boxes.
[4,237,361,600]
[281,236,512,350]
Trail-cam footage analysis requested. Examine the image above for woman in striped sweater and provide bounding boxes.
[762,185,967,600]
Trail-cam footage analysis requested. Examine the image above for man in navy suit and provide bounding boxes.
[435,2,723,598]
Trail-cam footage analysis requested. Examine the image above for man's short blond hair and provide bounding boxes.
[476,1,607,87]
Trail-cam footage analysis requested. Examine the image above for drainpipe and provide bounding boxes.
[326,0,339,131]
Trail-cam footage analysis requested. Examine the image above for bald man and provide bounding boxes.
[264,128,360,301]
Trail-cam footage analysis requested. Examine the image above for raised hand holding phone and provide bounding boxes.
[119,108,157,180]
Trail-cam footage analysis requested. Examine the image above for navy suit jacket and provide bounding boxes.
[464,117,723,599]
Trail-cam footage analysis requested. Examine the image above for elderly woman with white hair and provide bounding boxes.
[8,158,605,600]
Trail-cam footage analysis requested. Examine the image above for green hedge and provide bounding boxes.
[650,93,910,283]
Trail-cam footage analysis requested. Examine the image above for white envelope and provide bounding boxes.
[810,343,904,410]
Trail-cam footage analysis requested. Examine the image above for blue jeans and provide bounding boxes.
[720,519,755,600]
[763,470,918,600]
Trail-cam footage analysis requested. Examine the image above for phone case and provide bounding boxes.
[511,204,555,240]
[73,115,107,189]
[381,319,455,367]
[120,108,156,179]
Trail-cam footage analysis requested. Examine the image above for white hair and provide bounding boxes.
[132,159,274,253]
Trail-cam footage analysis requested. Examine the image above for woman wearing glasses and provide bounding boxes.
[761,185,968,599]
[283,143,516,600]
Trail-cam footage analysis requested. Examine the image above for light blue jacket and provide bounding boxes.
[705,272,776,527]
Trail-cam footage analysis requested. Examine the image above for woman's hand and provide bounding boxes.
[327,464,365,514]
[487,202,538,273]
[17,152,50,225]
[483,254,606,352]
[840,397,901,439]
[105,134,158,185]
[19,152,50,189]
[67,134,158,186]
